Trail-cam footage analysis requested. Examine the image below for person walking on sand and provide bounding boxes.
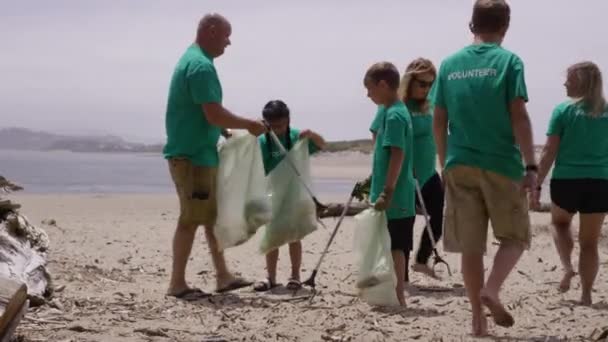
[364,62,416,306]
[535,61,608,306]
[163,13,266,300]
[370,58,445,281]
[432,0,537,335]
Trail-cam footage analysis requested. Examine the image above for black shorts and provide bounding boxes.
[550,178,608,214]
[387,216,415,252]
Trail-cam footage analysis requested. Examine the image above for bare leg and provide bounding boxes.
[392,250,407,306]
[578,213,605,306]
[265,249,279,284]
[462,252,487,336]
[288,241,302,281]
[204,225,237,289]
[480,241,523,328]
[168,222,198,294]
[551,205,576,292]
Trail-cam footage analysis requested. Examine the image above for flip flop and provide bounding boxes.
[167,288,211,301]
[216,277,253,293]
[480,293,514,327]
[253,278,278,292]
[285,278,302,291]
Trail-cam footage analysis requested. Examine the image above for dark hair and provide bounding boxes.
[364,62,400,90]
[262,100,292,154]
[469,0,511,35]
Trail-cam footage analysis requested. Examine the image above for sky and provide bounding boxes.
[1,0,607,143]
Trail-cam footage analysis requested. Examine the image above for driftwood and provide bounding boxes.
[0,277,28,342]
[0,177,52,306]
[319,200,551,219]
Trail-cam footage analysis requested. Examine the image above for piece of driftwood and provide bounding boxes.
[0,276,28,342]
[318,200,551,218]
[319,202,370,219]
[0,176,52,307]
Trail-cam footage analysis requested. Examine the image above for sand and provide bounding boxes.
[9,153,608,342]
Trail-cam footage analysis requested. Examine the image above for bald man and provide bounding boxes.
[163,14,266,299]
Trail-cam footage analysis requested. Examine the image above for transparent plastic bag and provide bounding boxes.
[353,208,399,306]
[259,139,317,254]
[214,131,271,251]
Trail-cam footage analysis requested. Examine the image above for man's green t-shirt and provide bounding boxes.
[163,44,223,167]
[547,101,608,180]
[259,128,320,175]
[431,43,528,180]
[370,101,416,219]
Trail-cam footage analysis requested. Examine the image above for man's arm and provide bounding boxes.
[510,98,536,167]
[433,106,448,170]
[203,103,265,135]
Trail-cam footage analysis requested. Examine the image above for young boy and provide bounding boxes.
[432,0,537,336]
[363,62,416,306]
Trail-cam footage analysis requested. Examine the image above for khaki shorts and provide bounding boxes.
[168,158,217,227]
[443,165,531,254]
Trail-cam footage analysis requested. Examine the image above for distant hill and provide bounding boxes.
[0,127,162,153]
[0,127,371,154]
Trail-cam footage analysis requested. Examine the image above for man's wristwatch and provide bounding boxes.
[525,164,538,173]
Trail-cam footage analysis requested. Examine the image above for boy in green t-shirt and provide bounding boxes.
[364,62,416,306]
[432,0,537,335]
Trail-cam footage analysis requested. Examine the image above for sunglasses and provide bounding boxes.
[414,79,434,89]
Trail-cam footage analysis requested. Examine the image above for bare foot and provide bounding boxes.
[412,263,441,280]
[559,270,577,292]
[480,290,514,328]
[472,312,488,337]
[581,291,592,306]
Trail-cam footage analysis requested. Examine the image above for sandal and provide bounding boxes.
[167,288,211,301]
[216,277,254,293]
[286,278,302,291]
[253,278,277,292]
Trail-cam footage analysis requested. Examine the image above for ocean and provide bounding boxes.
[0,149,354,195]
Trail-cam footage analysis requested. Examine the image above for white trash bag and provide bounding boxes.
[214,131,271,251]
[353,208,399,306]
[259,139,317,254]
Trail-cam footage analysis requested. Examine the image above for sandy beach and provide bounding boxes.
[9,152,608,342]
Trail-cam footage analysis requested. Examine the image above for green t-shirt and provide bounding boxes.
[371,101,438,186]
[547,101,608,180]
[370,101,416,219]
[163,44,223,167]
[259,128,320,174]
[407,100,437,186]
[431,43,528,180]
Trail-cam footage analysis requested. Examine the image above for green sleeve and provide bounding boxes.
[258,135,272,174]
[430,62,446,109]
[507,56,529,103]
[187,63,222,105]
[382,112,406,151]
[369,106,384,133]
[546,104,565,137]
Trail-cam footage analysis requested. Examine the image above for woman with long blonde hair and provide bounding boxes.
[370,58,444,281]
[535,61,608,305]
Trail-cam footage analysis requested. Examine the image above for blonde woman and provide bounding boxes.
[370,58,444,281]
[536,61,608,306]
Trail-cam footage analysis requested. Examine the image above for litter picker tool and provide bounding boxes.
[415,179,452,276]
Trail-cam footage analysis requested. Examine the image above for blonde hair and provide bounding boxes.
[568,61,607,117]
[398,58,437,114]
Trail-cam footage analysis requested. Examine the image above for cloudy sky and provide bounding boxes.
[1,0,607,143]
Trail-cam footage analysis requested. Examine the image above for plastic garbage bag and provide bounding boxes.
[259,139,317,254]
[353,208,399,306]
[214,131,271,251]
